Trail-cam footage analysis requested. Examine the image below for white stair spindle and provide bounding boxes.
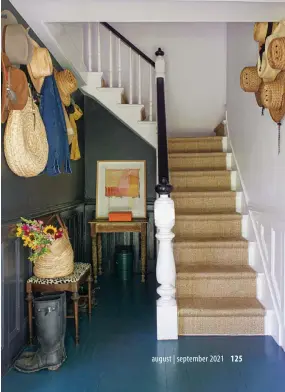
[129,48,133,104]
[87,22,92,72]
[97,23,101,72]
[118,38,122,88]
[109,31,113,87]
[138,55,141,105]
[149,64,153,121]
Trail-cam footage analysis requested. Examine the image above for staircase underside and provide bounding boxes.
[169,136,265,336]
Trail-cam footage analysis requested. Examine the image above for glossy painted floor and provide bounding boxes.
[2,274,285,392]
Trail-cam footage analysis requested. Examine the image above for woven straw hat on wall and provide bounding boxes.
[268,37,285,70]
[240,66,261,92]
[261,71,285,110]
[254,22,278,44]
[27,38,53,94]
[4,90,49,177]
[258,21,285,82]
[54,69,78,106]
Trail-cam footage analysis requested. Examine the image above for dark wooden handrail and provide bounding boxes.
[155,48,172,196]
[101,22,155,68]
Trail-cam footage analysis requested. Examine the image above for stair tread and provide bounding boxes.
[168,136,223,142]
[174,238,248,245]
[170,170,230,175]
[177,264,255,275]
[169,152,228,158]
[173,190,235,196]
[176,212,241,219]
[178,297,264,316]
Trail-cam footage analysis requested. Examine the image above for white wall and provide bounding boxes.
[112,22,227,136]
[227,23,285,213]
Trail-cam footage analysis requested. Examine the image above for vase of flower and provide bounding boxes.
[16,215,74,278]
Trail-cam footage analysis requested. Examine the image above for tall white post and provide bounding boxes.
[118,38,122,88]
[97,23,101,72]
[155,48,178,340]
[109,31,113,87]
[138,55,142,105]
[87,22,92,72]
[129,48,133,104]
[149,64,153,121]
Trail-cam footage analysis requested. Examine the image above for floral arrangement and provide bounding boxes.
[16,218,63,263]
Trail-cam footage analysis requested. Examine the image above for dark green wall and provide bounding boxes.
[84,96,156,202]
[1,0,85,223]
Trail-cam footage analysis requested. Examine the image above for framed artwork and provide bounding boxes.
[96,160,147,219]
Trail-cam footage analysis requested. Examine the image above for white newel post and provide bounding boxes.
[155,48,178,340]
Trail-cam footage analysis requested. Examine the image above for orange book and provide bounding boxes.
[108,211,133,222]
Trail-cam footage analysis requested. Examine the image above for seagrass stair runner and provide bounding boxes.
[168,136,264,335]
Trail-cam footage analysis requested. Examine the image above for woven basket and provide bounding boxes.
[33,215,74,279]
[254,22,278,44]
[240,67,261,93]
[268,37,285,70]
[261,71,285,109]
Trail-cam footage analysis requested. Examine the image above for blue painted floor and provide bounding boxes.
[2,274,285,392]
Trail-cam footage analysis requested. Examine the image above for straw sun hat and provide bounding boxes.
[268,37,285,70]
[54,69,78,106]
[27,38,53,93]
[254,22,278,44]
[240,66,261,93]
[257,20,285,82]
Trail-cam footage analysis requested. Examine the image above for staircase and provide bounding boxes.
[168,136,265,335]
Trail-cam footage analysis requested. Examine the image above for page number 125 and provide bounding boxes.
[231,355,243,362]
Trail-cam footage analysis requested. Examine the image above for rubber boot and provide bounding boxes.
[14,294,65,373]
[20,292,67,362]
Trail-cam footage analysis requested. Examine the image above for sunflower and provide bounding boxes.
[43,225,57,236]
[16,227,23,237]
[28,233,36,241]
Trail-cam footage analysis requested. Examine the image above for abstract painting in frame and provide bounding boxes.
[96,160,146,219]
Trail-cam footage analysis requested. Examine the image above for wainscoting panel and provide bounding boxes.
[84,201,156,275]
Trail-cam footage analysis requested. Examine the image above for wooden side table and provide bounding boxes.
[89,219,148,283]
[26,262,93,346]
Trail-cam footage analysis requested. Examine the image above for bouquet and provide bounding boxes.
[16,217,63,263]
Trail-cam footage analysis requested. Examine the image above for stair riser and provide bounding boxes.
[176,276,256,297]
[169,155,227,171]
[174,219,242,239]
[174,246,248,266]
[171,174,231,191]
[172,195,236,213]
[168,140,223,154]
[179,316,264,335]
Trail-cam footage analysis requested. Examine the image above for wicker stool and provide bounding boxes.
[26,262,93,345]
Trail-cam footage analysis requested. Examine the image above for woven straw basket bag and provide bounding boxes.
[4,89,48,177]
[33,215,74,279]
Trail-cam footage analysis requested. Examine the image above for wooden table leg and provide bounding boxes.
[71,292,80,345]
[87,274,93,318]
[141,224,147,283]
[92,235,98,284]
[26,291,34,345]
[98,233,103,276]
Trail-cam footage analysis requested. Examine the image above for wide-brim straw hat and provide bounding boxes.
[1,53,29,124]
[268,36,285,70]
[254,22,278,44]
[269,96,285,123]
[258,21,285,83]
[240,66,261,93]
[54,69,78,106]
[261,71,285,110]
[27,38,53,93]
[2,24,34,65]
[4,90,49,177]
[255,82,265,107]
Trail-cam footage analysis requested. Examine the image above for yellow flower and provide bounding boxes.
[28,233,36,241]
[22,235,31,247]
[43,225,57,236]
[16,227,22,237]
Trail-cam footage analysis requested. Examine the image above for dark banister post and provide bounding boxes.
[155,48,173,197]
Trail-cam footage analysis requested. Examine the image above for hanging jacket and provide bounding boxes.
[40,74,71,175]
